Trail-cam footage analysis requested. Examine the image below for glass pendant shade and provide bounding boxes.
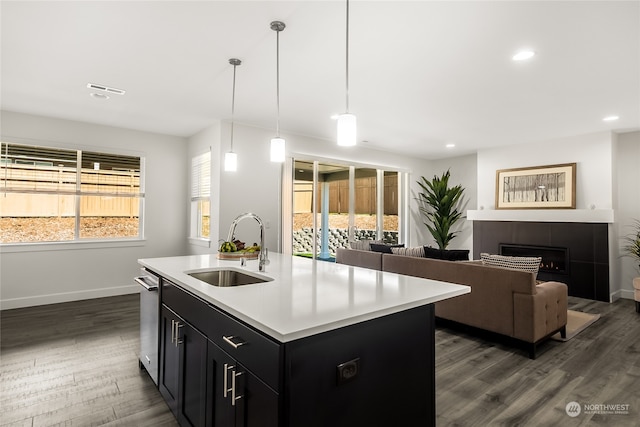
[337,113,357,146]
[270,137,285,162]
[224,151,237,172]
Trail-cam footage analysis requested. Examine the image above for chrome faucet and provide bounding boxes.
[227,212,269,272]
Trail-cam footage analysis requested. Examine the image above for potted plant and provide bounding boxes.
[622,219,640,313]
[417,170,465,250]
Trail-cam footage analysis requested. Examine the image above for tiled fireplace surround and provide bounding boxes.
[472,220,610,302]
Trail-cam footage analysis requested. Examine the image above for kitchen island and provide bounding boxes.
[139,253,469,427]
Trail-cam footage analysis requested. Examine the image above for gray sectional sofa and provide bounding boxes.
[336,248,568,358]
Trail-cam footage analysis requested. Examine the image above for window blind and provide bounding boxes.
[191,151,211,199]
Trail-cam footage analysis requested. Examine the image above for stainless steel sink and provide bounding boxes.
[187,269,272,287]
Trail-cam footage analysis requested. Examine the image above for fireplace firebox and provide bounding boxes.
[500,244,568,275]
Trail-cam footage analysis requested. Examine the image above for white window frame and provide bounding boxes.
[0,139,145,249]
[285,154,409,258]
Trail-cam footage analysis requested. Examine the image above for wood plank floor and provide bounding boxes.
[1,294,639,426]
[0,295,178,427]
[436,297,640,426]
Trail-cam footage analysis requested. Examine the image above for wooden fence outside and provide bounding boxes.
[294,174,398,215]
[0,164,140,217]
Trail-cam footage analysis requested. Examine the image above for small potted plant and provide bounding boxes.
[623,219,640,313]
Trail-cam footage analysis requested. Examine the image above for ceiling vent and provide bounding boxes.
[87,83,126,95]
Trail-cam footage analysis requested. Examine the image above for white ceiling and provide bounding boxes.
[2,1,638,159]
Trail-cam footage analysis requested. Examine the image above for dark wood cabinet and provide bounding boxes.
[159,276,436,427]
[159,305,208,427]
[159,306,179,414]
[207,340,278,427]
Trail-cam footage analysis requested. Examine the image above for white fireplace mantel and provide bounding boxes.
[466,209,614,223]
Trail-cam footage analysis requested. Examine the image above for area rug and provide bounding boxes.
[551,310,601,342]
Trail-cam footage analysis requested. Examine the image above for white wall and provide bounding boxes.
[0,111,189,309]
[473,130,640,301]
[476,131,614,212]
[616,131,640,299]
[217,124,283,252]
[187,121,222,255]
[430,154,478,252]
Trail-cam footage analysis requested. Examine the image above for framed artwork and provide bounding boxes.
[495,163,576,209]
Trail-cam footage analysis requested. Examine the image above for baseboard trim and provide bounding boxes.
[611,289,635,303]
[0,285,139,310]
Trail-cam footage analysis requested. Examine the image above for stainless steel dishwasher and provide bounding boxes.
[135,268,160,385]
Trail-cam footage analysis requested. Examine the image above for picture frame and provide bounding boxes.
[495,163,576,209]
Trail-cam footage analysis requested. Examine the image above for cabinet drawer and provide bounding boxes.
[203,305,281,392]
[162,279,281,392]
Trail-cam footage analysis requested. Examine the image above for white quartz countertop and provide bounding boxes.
[139,253,470,343]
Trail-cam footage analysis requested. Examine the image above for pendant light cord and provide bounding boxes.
[345,0,350,113]
[276,28,281,137]
[231,63,237,151]
[228,58,241,153]
[270,21,286,142]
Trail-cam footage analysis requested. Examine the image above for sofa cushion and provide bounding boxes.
[390,246,425,257]
[370,243,404,254]
[349,239,383,251]
[480,253,541,275]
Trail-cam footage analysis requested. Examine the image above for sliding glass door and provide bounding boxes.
[291,159,402,261]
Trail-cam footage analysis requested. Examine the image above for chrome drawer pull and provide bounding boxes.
[223,335,246,349]
[231,370,243,406]
[223,363,235,398]
[175,323,183,347]
[170,320,176,344]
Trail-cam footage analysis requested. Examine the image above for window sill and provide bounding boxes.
[0,238,146,253]
[189,238,211,248]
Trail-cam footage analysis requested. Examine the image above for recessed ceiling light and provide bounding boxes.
[446,143,455,148]
[512,50,535,61]
[90,92,109,100]
[603,115,619,122]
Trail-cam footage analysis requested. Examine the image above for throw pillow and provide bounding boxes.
[480,253,541,275]
[370,243,405,254]
[423,246,470,261]
[423,246,443,259]
[349,240,383,251]
[441,249,470,261]
[390,246,426,257]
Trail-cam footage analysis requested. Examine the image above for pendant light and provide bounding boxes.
[224,58,241,172]
[337,0,356,147]
[270,21,286,162]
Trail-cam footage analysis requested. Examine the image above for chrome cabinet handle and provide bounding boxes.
[222,335,246,349]
[134,276,158,291]
[223,363,235,398]
[175,323,184,347]
[231,370,243,406]
[170,320,176,344]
